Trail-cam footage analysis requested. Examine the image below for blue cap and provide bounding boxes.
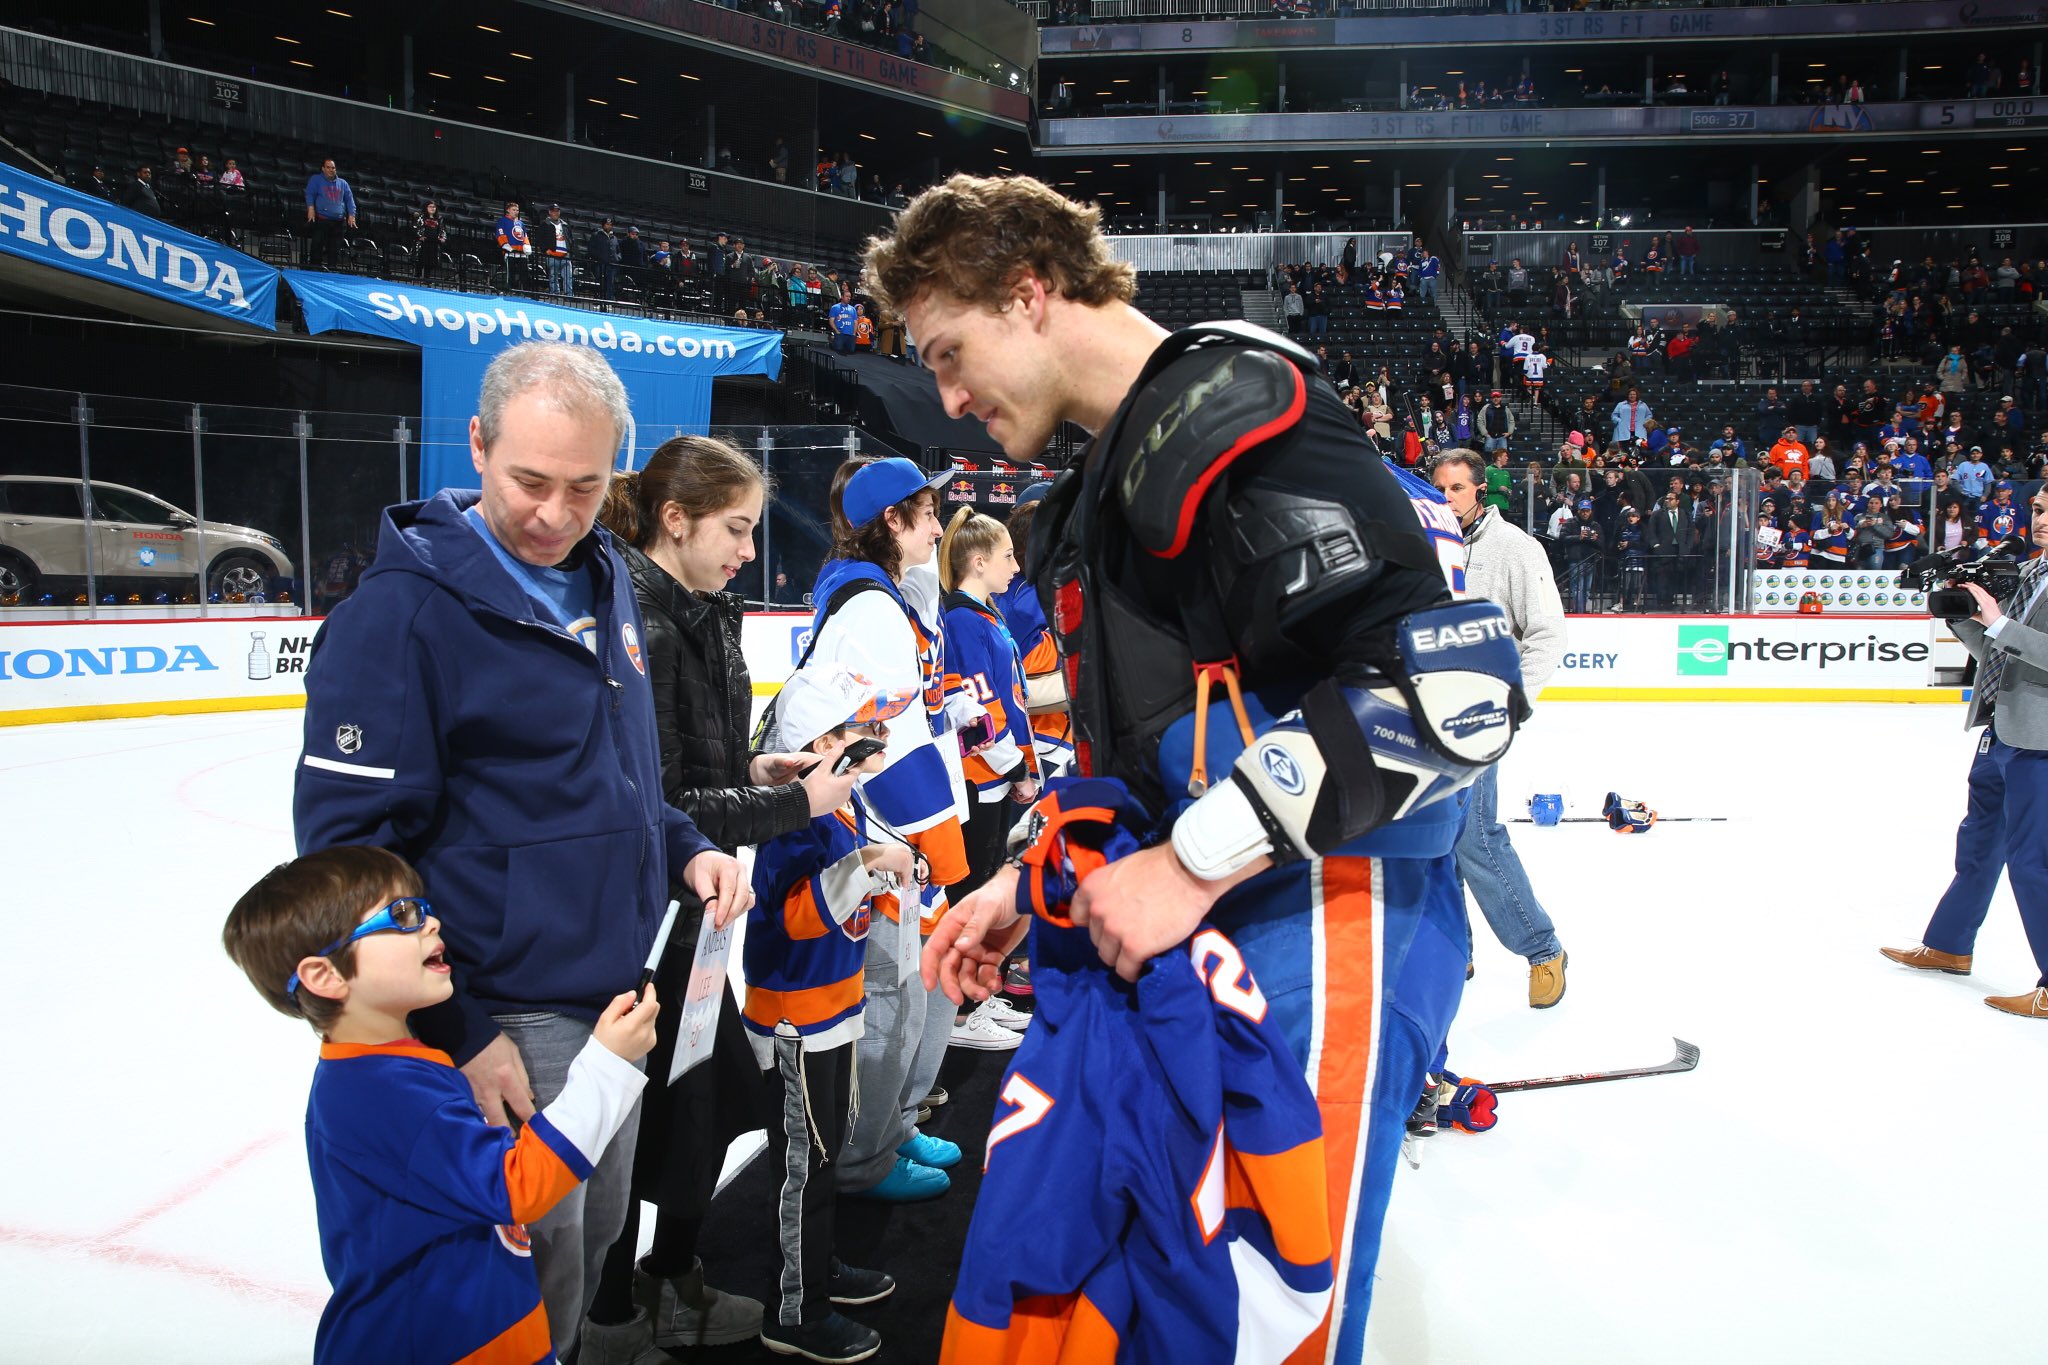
[1577,498,1594,511]
[1017,481,1053,507]
[843,457,949,529]
[1996,479,2014,491]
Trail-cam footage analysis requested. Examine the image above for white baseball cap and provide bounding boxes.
[775,662,915,752]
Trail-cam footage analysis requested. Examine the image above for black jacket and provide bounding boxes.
[623,543,809,857]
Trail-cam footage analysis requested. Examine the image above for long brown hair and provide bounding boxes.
[827,457,932,580]
[599,436,770,550]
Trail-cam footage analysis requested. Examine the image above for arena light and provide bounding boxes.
[1353,157,1370,163]
[859,132,877,140]
[187,16,215,24]
[616,76,638,85]
[588,97,608,105]
[918,130,934,138]
[510,51,532,59]
[276,34,301,44]
[325,7,353,15]
[478,104,496,113]
[678,72,700,80]
[1993,182,2012,188]
[290,59,313,68]
[1249,177,1266,182]
[427,70,451,79]
[484,74,507,83]
[1869,168,1889,174]
[620,112,639,119]
[477,23,501,32]
[1569,161,1588,166]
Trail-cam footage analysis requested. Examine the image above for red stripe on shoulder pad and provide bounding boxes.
[1116,348,1309,561]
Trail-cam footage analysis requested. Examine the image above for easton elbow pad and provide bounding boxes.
[1173,601,1524,880]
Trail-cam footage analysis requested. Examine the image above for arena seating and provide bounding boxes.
[0,85,870,314]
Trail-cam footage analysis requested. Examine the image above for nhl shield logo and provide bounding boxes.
[622,622,646,675]
[335,724,364,755]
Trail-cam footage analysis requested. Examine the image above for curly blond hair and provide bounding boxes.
[861,174,1136,319]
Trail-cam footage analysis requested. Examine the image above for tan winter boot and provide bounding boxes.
[1529,952,1568,1009]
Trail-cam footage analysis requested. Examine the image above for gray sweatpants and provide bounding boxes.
[835,920,954,1190]
[495,1010,644,1360]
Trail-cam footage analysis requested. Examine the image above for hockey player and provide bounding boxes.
[871,174,1526,1360]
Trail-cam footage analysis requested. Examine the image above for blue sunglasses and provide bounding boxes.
[286,897,434,996]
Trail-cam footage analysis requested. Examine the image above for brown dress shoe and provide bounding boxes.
[1985,988,2048,1018]
[1879,945,1972,975]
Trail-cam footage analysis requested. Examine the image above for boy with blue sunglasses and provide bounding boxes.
[223,845,659,1365]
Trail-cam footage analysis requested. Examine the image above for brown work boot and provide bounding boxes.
[1528,952,1567,1009]
[1879,945,1972,975]
[1985,988,2048,1018]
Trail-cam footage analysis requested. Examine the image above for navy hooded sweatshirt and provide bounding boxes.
[294,489,716,1065]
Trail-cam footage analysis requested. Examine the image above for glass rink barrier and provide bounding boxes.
[0,385,896,622]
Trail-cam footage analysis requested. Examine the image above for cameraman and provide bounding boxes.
[1883,489,2048,1019]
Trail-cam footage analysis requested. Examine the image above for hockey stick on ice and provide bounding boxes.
[1489,1038,1700,1093]
[1507,816,1729,824]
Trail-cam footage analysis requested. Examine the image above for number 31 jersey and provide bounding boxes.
[941,917,1335,1363]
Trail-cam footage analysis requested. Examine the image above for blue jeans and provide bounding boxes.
[1417,276,1436,303]
[1567,557,1595,612]
[544,254,573,295]
[1454,763,1563,964]
[495,1010,645,1359]
[1678,256,1697,275]
[1924,735,2048,986]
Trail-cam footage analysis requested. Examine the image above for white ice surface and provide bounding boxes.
[0,704,2041,1363]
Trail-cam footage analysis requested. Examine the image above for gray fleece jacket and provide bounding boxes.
[1463,504,1567,693]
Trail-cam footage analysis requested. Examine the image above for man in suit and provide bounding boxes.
[1884,488,2048,1018]
[1646,488,1696,608]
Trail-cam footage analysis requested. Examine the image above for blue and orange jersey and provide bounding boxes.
[1979,500,2028,544]
[1781,526,1811,567]
[306,1037,644,1365]
[1885,512,1923,555]
[995,577,1075,772]
[744,804,878,1055]
[1386,461,1469,595]
[942,798,1334,1363]
[1809,510,1852,560]
[494,215,528,254]
[808,558,969,888]
[944,589,1038,799]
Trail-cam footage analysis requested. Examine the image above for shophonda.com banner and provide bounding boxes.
[285,271,783,495]
[0,163,279,327]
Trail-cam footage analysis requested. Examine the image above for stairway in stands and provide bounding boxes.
[1241,286,1282,330]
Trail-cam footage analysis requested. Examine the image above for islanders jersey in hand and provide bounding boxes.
[307,1037,644,1365]
[942,786,1334,1363]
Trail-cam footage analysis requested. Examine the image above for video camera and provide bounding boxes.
[1898,545,2023,620]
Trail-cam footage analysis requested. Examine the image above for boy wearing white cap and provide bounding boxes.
[746,662,919,1363]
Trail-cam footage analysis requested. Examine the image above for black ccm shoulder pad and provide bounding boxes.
[1114,342,1309,560]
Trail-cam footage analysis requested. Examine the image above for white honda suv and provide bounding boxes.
[0,475,294,603]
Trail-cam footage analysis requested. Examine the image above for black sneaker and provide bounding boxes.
[758,1312,880,1363]
[828,1259,896,1307]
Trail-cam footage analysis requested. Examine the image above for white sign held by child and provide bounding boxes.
[670,912,735,1084]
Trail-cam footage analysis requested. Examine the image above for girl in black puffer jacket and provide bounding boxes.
[587,436,859,1356]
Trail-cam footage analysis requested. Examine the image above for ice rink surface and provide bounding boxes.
[2,701,2044,1363]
